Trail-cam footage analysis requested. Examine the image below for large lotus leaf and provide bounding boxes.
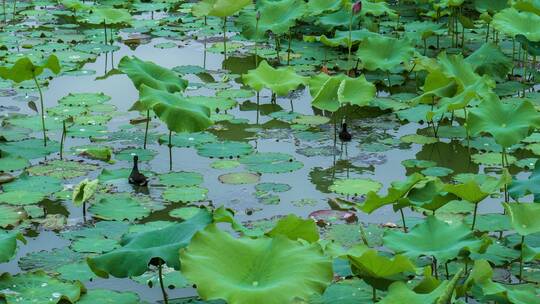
[119,56,187,95]
[317,8,362,30]
[304,29,379,48]
[242,60,307,96]
[347,247,416,283]
[443,172,508,204]
[0,55,60,83]
[356,36,415,71]
[180,224,333,304]
[360,173,425,214]
[307,0,343,15]
[329,178,382,197]
[0,205,26,228]
[0,156,30,172]
[0,271,83,304]
[461,259,506,297]
[88,209,212,278]
[58,92,111,107]
[77,289,141,304]
[378,280,448,304]
[437,52,483,89]
[3,174,62,196]
[86,8,132,24]
[88,195,150,221]
[467,93,540,148]
[0,231,26,263]
[509,159,540,201]
[192,0,251,17]
[503,202,540,236]
[26,160,99,179]
[139,85,212,133]
[266,214,319,243]
[239,152,303,173]
[404,21,445,42]
[465,43,513,80]
[383,216,483,262]
[197,141,253,158]
[492,8,540,42]
[237,0,306,38]
[311,74,375,112]
[361,0,397,17]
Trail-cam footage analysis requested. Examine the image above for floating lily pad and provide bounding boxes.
[26,160,99,179]
[115,148,157,162]
[57,262,98,282]
[89,195,151,221]
[218,172,260,185]
[240,152,303,174]
[210,160,240,169]
[77,288,141,304]
[0,204,26,227]
[329,178,382,197]
[162,186,208,203]
[197,141,254,159]
[159,172,204,187]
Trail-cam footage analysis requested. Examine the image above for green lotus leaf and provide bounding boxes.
[404,21,445,42]
[347,247,415,289]
[292,114,330,126]
[311,74,376,112]
[467,93,540,148]
[383,216,484,262]
[0,156,30,172]
[0,271,84,304]
[61,0,91,11]
[71,237,120,254]
[465,43,513,80]
[88,209,212,278]
[89,195,151,221]
[0,231,26,263]
[356,35,415,71]
[0,205,26,228]
[361,0,397,17]
[57,262,97,282]
[239,152,303,173]
[72,178,98,207]
[516,34,540,56]
[139,85,213,133]
[26,160,99,179]
[492,8,540,42]
[119,56,187,95]
[77,289,141,304]
[242,60,307,96]
[58,92,111,107]
[116,148,157,162]
[159,172,203,187]
[304,29,378,48]
[3,173,62,196]
[218,172,260,185]
[180,224,333,304]
[237,0,306,39]
[461,259,506,297]
[197,141,253,158]
[360,173,425,214]
[317,8,362,30]
[509,159,540,200]
[503,202,540,236]
[329,178,382,197]
[86,8,132,25]
[192,0,251,17]
[0,54,60,83]
[159,132,218,148]
[169,207,205,220]
[443,172,509,204]
[162,186,208,203]
[186,96,237,112]
[266,214,319,243]
[378,280,449,304]
[307,0,342,15]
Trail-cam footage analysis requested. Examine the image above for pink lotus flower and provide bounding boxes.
[352,1,362,15]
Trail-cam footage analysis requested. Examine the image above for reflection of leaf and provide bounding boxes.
[181,224,333,304]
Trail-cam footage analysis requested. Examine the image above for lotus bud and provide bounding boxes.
[352,1,362,15]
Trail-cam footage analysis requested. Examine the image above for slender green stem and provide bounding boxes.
[372,287,377,302]
[158,261,169,304]
[11,0,15,23]
[33,75,47,147]
[485,23,490,42]
[168,131,172,171]
[471,203,478,231]
[103,21,107,45]
[400,208,407,233]
[223,17,227,60]
[445,262,450,279]
[82,201,86,223]
[359,224,369,247]
[254,17,259,66]
[275,35,281,64]
[3,0,6,23]
[60,120,66,159]
[287,31,292,66]
[348,7,353,71]
[433,257,439,280]
[519,235,525,282]
[143,109,150,149]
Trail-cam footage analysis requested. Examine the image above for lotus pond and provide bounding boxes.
[1,0,540,303]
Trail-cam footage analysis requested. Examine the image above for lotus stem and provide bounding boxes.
[386,70,391,88]
[60,120,66,159]
[287,31,292,66]
[519,235,525,282]
[359,224,369,246]
[143,109,150,149]
[348,7,353,72]
[83,201,86,223]
[254,16,259,66]
[3,0,5,23]
[372,287,377,302]
[168,130,172,171]
[275,35,281,64]
[32,75,47,147]
[103,21,108,45]
[158,261,169,304]
[400,208,407,233]
[432,257,439,280]
[11,0,15,23]
[223,17,227,60]
[471,203,478,231]
[445,262,450,279]
[485,23,490,43]
[256,91,260,124]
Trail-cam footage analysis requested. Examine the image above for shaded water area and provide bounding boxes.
[0,1,539,303]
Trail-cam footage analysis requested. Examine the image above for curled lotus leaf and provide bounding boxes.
[119,56,187,94]
[492,8,540,42]
[180,224,333,304]
[0,54,60,83]
[0,231,26,263]
[242,60,307,96]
